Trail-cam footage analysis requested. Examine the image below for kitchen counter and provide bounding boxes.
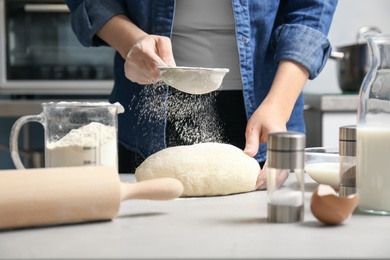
[0,99,106,117]
[0,94,359,117]
[304,92,359,112]
[0,174,389,259]
[304,93,359,147]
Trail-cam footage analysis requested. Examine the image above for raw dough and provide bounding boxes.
[135,143,260,197]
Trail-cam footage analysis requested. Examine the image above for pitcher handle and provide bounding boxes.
[356,26,382,43]
[9,114,43,169]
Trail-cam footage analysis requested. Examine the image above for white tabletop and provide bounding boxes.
[0,174,389,259]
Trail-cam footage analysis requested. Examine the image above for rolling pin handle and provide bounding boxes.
[120,178,184,201]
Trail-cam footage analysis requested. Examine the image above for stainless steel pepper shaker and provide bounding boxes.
[267,132,306,223]
[339,125,356,197]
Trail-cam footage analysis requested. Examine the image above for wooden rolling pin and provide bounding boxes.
[0,166,183,230]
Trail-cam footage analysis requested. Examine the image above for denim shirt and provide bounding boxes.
[65,0,337,163]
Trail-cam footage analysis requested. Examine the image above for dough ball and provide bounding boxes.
[135,143,260,197]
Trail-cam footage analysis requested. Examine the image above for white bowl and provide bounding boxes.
[305,147,340,188]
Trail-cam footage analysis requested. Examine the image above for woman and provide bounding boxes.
[65,0,337,188]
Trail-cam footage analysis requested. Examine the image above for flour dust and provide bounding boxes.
[129,81,225,147]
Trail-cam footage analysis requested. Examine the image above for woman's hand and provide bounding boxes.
[243,60,309,190]
[255,161,290,190]
[96,15,176,85]
[243,60,309,158]
[243,98,287,158]
[244,101,287,190]
[125,35,176,85]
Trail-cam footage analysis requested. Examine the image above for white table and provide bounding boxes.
[0,174,389,259]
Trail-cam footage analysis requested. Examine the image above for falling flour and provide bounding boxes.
[45,122,117,169]
[129,82,225,150]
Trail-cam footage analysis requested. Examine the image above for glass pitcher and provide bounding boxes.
[357,34,390,215]
[10,102,124,170]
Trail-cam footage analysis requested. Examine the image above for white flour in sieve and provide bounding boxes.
[45,122,117,169]
[129,82,225,150]
[159,67,228,95]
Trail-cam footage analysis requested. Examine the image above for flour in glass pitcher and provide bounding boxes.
[357,127,390,214]
[45,122,117,169]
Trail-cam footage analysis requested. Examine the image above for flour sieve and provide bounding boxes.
[158,66,229,95]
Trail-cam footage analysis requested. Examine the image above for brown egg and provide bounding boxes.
[310,184,359,225]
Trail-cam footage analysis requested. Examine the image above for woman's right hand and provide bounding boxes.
[125,35,176,85]
[96,15,175,86]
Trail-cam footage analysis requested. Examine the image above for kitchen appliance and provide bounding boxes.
[0,0,116,95]
[0,166,183,230]
[9,101,124,169]
[329,26,381,93]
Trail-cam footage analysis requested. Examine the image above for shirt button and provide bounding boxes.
[241,36,249,45]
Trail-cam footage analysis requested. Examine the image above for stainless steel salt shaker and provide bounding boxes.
[339,125,356,197]
[267,132,306,223]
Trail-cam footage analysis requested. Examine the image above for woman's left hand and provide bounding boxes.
[243,99,288,190]
[255,161,290,190]
[243,96,287,158]
[243,60,309,190]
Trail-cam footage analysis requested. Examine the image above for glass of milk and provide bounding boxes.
[10,101,124,171]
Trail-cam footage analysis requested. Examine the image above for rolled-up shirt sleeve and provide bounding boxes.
[271,0,338,79]
[65,0,127,47]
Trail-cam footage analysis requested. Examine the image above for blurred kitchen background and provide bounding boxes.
[1,0,390,170]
